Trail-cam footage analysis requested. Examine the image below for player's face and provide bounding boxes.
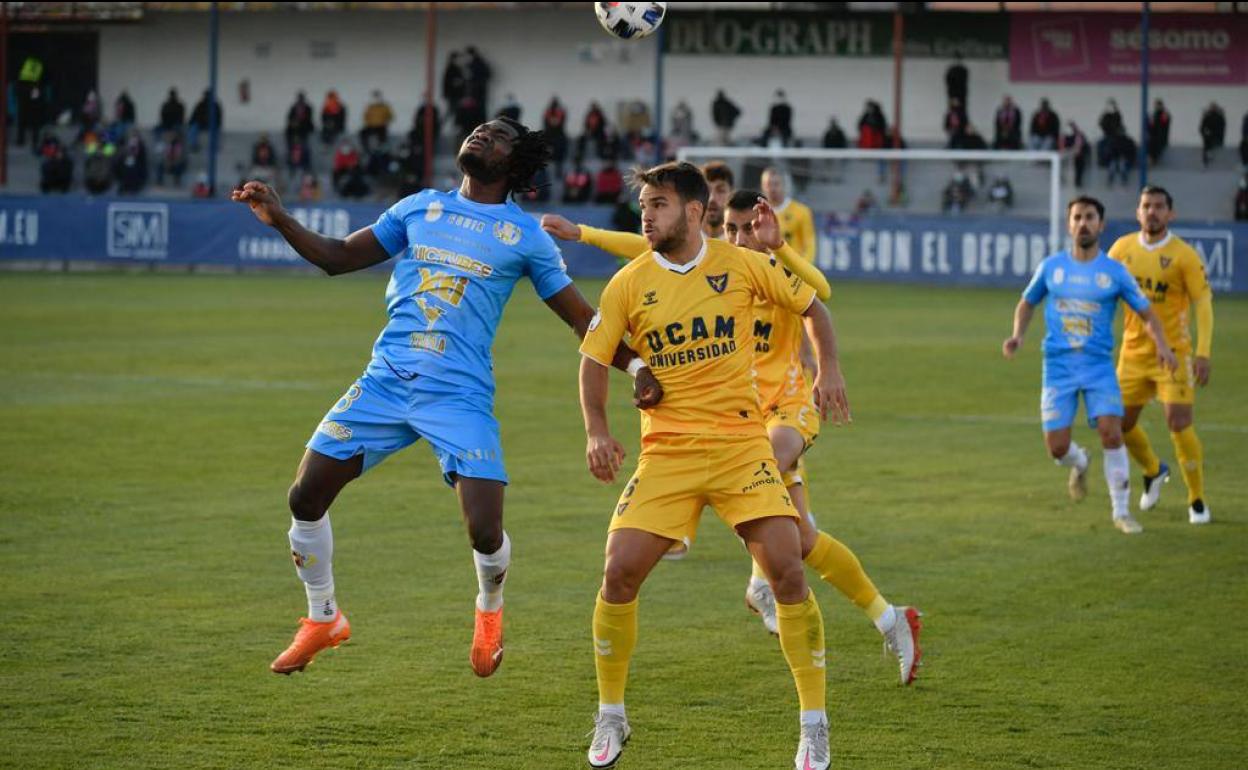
[762,172,784,203]
[706,179,732,229]
[640,183,698,253]
[456,120,518,183]
[1067,203,1105,248]
[1136,193,1172,236]
[724,208,763,252]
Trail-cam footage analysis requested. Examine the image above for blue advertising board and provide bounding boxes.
[1,194,1244,293]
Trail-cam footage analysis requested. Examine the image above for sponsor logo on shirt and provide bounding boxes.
[493,220,522,246]
[425,201,444,222]
[317,420,353,441]
[1053,267,1065,285]
[1095,272,1112,289]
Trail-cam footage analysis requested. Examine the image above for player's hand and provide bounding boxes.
[1157,345,1179,373]
[231,181,284,227]
[813,364,851,426]
[586,432,626,483]
[1193,355,1211,387]
[1002,336,1022,359]
[752,197,784,251]
[632,366,663,409]
[540,214,582,242]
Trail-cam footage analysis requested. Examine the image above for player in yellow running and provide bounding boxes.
[543,189,923,688]
[1108,186,1215,524]
[579,161,846,770]
[762,166,817,263]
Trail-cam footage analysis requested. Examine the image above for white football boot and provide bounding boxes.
[794,720,831,770]
[745,578,779,636]
[883,606,923,685]
[587,712,630,768]
[1068,454,1089,502]
[1113,514,1144,534]
[1139,462,1170,511]
[1189,499,1211,525]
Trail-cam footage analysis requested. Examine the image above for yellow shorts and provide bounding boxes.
[610,433,798,542]
[1118,351,1195,407]
[764,392,820,452]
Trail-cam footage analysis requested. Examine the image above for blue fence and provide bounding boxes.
[1,194,1244,293]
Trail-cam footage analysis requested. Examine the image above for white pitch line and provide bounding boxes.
[881,411,1248,435]
[8,371,330,392]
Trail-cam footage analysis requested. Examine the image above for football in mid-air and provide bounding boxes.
[595,2,667,40]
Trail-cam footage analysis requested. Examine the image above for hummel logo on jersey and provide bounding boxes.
[643,290,658,306]
[706,273,728,293]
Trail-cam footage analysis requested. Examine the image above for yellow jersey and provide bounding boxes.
[581,238,817,438]
[774,198,816,263]
[751,266,807,409]
[1109,231,1211,358]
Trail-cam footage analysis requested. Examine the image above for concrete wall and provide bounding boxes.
[99,9,1248,144]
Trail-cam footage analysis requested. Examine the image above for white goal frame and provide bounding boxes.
[676,147,1066,253]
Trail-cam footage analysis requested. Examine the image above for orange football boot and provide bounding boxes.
[470,606,504,677]
[270,611,351,675]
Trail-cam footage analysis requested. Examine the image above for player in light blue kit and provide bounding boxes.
[1002,196,1177,534]
[233,117,662,677]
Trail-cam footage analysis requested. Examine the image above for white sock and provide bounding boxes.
[289,515,336,622]
[598,703,626,718]
[1055,442,1088,470]
[874,604,898,634]
[1104,446,1131,518]
[800,709,828,727]
[473,531,511,612]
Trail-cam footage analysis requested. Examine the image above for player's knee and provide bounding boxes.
[1166,412,1192,432]
[1046,439,1070,460]
[287,480,326,521]
[601,561,644,603]
[768,560,808,604]
[467,525,503,555]
[1098,424,1123,448]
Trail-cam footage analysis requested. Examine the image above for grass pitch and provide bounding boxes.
[1,273,1245,769]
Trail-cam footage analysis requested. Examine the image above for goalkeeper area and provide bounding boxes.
[3,273,1246,769]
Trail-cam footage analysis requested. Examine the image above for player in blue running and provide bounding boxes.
[1002,196,1176,535]
[232,117,662,677]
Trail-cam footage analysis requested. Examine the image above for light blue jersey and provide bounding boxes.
[366,188,572,397]
[305,188,572,484]
[1021,250,1151,431]
[1022,250,1149,359]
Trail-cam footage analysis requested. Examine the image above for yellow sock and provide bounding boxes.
[1170,426,1205,504]
[593,593,638,706]
[1123,425,1163,477]
[775,590,826,712]
[804,531,885,620]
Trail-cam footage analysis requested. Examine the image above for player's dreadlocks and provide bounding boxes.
[499,116,552,199]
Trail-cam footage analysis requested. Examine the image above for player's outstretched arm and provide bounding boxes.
[580,356,626,483]
[1137,306,1179,372]
[232,181,390,275]
[1002,300,1035,359]
[801,300,851,426]
[544,284,663,408]
[752,197,831,301]
[540,215,649,260]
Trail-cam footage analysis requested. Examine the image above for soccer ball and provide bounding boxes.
[595,2,667,40]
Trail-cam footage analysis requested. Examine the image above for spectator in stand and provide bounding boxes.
[822,116,847,149]
[944,97,968,149]
[945,53,968,111]
[763,89,793,147]
[409,99,441,154]
[464,46,492,127]
[40,142,73,193]
[496,92,521,122]
[1097,98,1124,168]
[16,55,45,148]
[297,172,322,203]
[1199,102,1226,168]
[962,123,988,151]
[190,172,211,199]
[158,88,185,135]
[338,163,370,199]
[857,100,886,149]
[115,128,148,195]
[360,90,394,152]
[598,125,623,162]
[1029,98,1060,151]
[562,157,592,203]
[711,89,741,145]
[583,101,607,154]
[332,138,361,190]
[252,134,277,171]
[1107,129,1136,187]
[543,97,569,176]
[285,91,315,150]
[594,162,624,204]
[80,90,101,136]
[1063,121,1091,188]
[154,129,187,187]
[992,95,1023,150]
[84,139,115,195]
[114,90,137,138]
[287,136,312,176]
[1239,110,1248,167]
[670,100,696,146]
[1235,176,1248,221]
[321,89,346,145]
[988,176,1013,212]
[188,89,223,152]
[1147,98,1171,165]
[442,51,467,112]
[941,171,973,214]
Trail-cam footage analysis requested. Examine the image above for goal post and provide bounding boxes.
[676,146,1067,256]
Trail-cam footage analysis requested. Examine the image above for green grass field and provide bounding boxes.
[1,273,1245,769]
